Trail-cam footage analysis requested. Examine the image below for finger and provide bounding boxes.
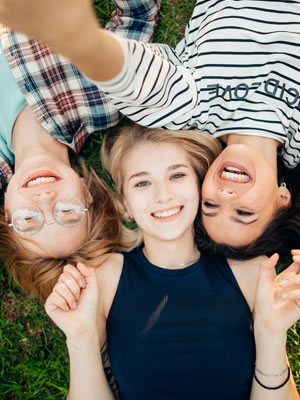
[63,264,86,288]
[282,288,300,300]
[291,249,300,256]
[53,281,77,310]
[279,274,300,287]
[276,263,300,281]
[76,263,97,287]
[292,255,300,265]
[259,253,279,283]
[45,291,70,313]
[58,272,81,300]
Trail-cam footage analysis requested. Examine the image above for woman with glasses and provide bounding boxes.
[0,0,161,299]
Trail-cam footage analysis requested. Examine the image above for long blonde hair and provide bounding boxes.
[0,159,121,300]
[102,125,222,249]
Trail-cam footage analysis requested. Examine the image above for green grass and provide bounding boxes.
[0,0,299,398]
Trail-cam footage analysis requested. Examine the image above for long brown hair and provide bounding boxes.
[0,159,121,300]
[102,125,222,249]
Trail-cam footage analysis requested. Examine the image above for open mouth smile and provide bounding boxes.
[23,170,62,188]
[151,206,183,220]
[219,165,250,183]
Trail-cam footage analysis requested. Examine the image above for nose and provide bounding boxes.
[216,188,238,200]
[154,182,175,203]
[31,190,56,204]
[31,191,56,224]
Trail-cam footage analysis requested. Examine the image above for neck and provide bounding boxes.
[225,134,279,168]
[12,105,70,170]
[142,230,200,269]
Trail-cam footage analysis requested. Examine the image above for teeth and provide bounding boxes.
[153,207,181,218]
[221,170,249,183]
[225,166,244,173]
[27,176,57,187]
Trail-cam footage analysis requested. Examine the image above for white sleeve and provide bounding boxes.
[90,35,198,129]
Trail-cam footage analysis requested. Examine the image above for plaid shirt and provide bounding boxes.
[0,0,161,194]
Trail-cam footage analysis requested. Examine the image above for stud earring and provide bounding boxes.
[125,212,134,220]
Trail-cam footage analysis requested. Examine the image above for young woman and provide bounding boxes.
[2,0,299,255]
[45,126,299,400]
[0,0,161,298]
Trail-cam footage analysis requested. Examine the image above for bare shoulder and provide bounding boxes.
[95,252,124,318]
[227,255,267,312]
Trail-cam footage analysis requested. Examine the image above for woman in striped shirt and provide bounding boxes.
[1,0,298,258]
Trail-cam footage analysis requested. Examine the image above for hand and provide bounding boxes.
[254,252,300,336]
[0,0,99,57]
[45,263,100,340]
[277,250,300,305]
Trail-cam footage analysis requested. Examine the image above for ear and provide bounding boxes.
[121,194,131,215]
[80,178,94,206]
[278,185,291,208]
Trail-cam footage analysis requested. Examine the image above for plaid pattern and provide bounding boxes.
[0,0,161,194]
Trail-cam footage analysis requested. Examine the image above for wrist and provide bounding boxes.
[66,329,100,350]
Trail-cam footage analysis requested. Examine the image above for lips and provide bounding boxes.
[22,170,62,188]
[219,164,250,183]
[151,206,183,220]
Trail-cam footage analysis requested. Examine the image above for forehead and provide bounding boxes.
[123,141,191,173]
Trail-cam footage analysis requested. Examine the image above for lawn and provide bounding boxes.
[0,1,299,398]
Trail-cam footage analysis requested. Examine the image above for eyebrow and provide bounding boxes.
[202,211,258,225]
[128,164,189,181]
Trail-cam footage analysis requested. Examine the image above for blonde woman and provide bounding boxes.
[45,126,299,400]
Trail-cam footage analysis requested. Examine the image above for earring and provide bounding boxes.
[281,182,287,189]
[125,212,134,220]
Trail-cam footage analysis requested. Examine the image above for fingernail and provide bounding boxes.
[282,293,289,299]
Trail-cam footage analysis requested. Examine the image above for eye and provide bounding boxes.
[236,209,254,216]
[171,173,185,180]
[135,181,150,188]
[60,208,74,214]
[203,201,219,208]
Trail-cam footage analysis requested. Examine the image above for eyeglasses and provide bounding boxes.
[9,197,89,236]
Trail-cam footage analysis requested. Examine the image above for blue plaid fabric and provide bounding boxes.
[0,0,161,194]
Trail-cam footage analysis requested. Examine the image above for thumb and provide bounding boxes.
[259,253,279,284]
[77,263,97,288]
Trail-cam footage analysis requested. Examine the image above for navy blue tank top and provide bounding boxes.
[106,247,255,400]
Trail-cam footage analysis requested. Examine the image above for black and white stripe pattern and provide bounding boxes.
[97,0,300,168]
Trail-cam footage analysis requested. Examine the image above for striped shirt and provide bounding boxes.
[0,0,161,194]
[96,0,300,168]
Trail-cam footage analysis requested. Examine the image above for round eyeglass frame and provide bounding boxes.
[8,197,89,237]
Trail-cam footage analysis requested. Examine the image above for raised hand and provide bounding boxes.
[0,0,100,61]
[254,252,300,336]
[45,263,100,340]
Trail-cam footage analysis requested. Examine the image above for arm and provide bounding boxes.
[45,263,114,400]
[0,0,197,129]
[250,253,300,400]
[106,0,161,41]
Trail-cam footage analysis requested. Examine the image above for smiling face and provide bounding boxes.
[201,144,291,246]
[5,155,93,257]
[121,141,200,246]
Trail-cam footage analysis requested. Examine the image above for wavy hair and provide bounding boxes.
[0,159,121,300]
[101,124,222,249]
